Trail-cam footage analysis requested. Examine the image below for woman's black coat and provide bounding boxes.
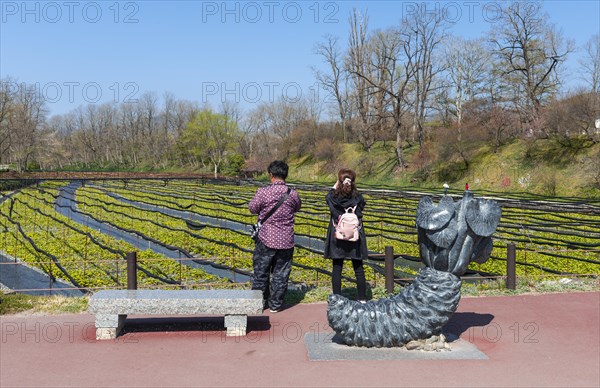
[323,190,369,260]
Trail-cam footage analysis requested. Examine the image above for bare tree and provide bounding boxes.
[173,99,199,136]
[544,91,599,145]
[443,37,491,126]
[401,3,449,149]
[236,118,256,161]
[346,9,379,151]
[36,124,66,170]
[345,5,448,166]
[71,105,102,165]
[490,1,574,133]
[579,34,600,94]
[368,27,412,169]
[314,35,350,141]
[7,83,47,171]
[0,79,16,164]
[219,100,241,125]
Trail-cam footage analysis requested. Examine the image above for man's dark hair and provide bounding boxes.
[268,160,289,180]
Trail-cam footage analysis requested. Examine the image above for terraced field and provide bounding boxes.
[0,179,598,293]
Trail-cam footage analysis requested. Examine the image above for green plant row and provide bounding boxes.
[0,186,219,289]
[98,180,598,245]
[92,180,599,276]
[75,186,381,285]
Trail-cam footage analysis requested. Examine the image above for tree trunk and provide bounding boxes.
[395,125,406,170]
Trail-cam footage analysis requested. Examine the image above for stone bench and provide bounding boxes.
[88,289,263,340]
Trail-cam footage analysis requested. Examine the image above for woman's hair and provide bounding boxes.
[333,168,358,198]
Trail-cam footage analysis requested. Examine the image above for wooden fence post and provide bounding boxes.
[127,251,137,290]
[384,246,394,294]
[506,243,516,290]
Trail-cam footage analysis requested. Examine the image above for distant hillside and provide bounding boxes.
[288,138,600,198]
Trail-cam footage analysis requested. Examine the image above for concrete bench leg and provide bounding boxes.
[224,314,247,336]
[95,314,127,340]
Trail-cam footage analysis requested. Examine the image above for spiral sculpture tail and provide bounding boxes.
[327,267,461,347]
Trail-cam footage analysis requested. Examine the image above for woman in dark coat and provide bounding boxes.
[324,168,368,302]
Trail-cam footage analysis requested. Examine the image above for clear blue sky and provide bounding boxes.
[1,0,599,117]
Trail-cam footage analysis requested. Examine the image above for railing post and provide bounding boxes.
[506,243,516,290]
[127,251,137,290]
[384,246,394,294]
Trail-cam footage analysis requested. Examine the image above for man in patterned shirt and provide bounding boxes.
[249,160,301,312]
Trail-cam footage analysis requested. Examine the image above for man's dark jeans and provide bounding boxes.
[251,239,294,311]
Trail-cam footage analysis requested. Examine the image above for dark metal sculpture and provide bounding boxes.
[327,188,501,348]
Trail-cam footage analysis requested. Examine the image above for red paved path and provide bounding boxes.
[1,292,599,387]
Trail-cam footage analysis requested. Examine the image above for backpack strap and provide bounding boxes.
[334,206,360,227]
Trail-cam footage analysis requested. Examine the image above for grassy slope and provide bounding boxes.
[289,139,600,198]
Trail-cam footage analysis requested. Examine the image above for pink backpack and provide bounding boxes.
[333,206,361,241]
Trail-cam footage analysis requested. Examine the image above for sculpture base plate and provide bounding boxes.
[304,333,488,361]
